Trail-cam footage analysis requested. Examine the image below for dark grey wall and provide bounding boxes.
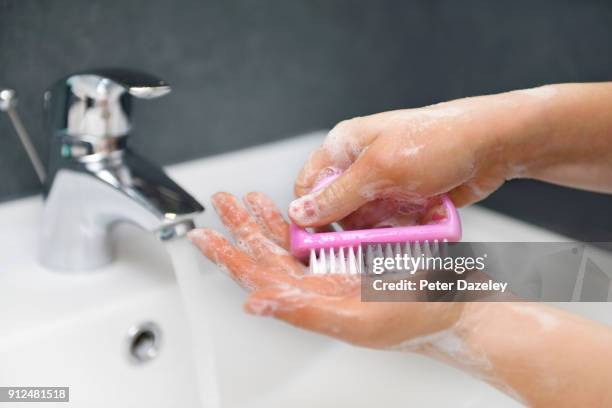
[1,0,612,239]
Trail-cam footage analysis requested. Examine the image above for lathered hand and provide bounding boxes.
[290,83,612,229]
[190,192,612,407]
[189,192,462,348]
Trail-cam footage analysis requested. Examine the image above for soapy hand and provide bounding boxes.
[189,191,612,408]
[290,99,525,228]
[189,83,612,407]
[291,83,612,229]
[188,192,463,348]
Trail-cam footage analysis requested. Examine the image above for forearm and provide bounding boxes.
[504,82,612,193]
[418,303,612,406]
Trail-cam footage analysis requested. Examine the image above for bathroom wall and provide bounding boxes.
[1,0,612,239]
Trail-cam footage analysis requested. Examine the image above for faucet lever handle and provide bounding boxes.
[86,68,171,99]
[45,68,171,140]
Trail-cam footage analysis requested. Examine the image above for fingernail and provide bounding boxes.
[187,228,205,242]
[187,228,216,251]
[210,192,231,212]
[289,194,317,224]
[244,299,278,317]
[210,194,222,211]
[243,192,255,205]
[243,193,260,213]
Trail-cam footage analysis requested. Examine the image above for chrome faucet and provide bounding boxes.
[39,69,204,271]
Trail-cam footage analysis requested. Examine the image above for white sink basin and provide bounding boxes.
[1,132,610,407]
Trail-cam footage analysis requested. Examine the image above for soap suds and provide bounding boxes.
[390,325,526,405]
[419,105,466,119]
[390,328,492,373]
[187,228,208,241]
[400,144,424,158]
[358,179,396,200]
[466,181,485,199]
[247,286,318,316]
[322,120,365,167]
[516,85,558,100]
[246,298,279,316]
[506,163,528,179]
[508,304,561,332]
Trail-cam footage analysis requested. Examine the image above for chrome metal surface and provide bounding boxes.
[0,88,17,111]
[45,69,170,140]
[40,69,204,271]
[127,321,162,364]
[1,88,46,182]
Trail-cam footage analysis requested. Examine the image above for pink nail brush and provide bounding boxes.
[290,168,462,274]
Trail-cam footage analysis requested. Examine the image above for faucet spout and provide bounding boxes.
[39,150,204,271]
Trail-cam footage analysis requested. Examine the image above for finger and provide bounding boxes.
[294,117,380,197]
[419,197,446,224]
[188,228,259,289]
[339,199,399,230]
[447,184,482,207]
[212,192,287,260]
[243,192,290,250]
[294,148,336,198]
[288,156,380,227]
[189,228,303,289]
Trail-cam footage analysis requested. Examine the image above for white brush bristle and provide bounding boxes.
[308,240,445,275]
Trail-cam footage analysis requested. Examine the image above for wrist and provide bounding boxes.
[476,86,558,181]
[494,83,612,185]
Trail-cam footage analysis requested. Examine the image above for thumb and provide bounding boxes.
[288,158,375,227]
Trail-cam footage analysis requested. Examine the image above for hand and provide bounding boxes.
[289,93,543,228]
[188,83,612,407]
[188,192,463,348]
[188,192,612,408]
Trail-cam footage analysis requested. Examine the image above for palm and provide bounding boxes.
[190,192,462,349]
